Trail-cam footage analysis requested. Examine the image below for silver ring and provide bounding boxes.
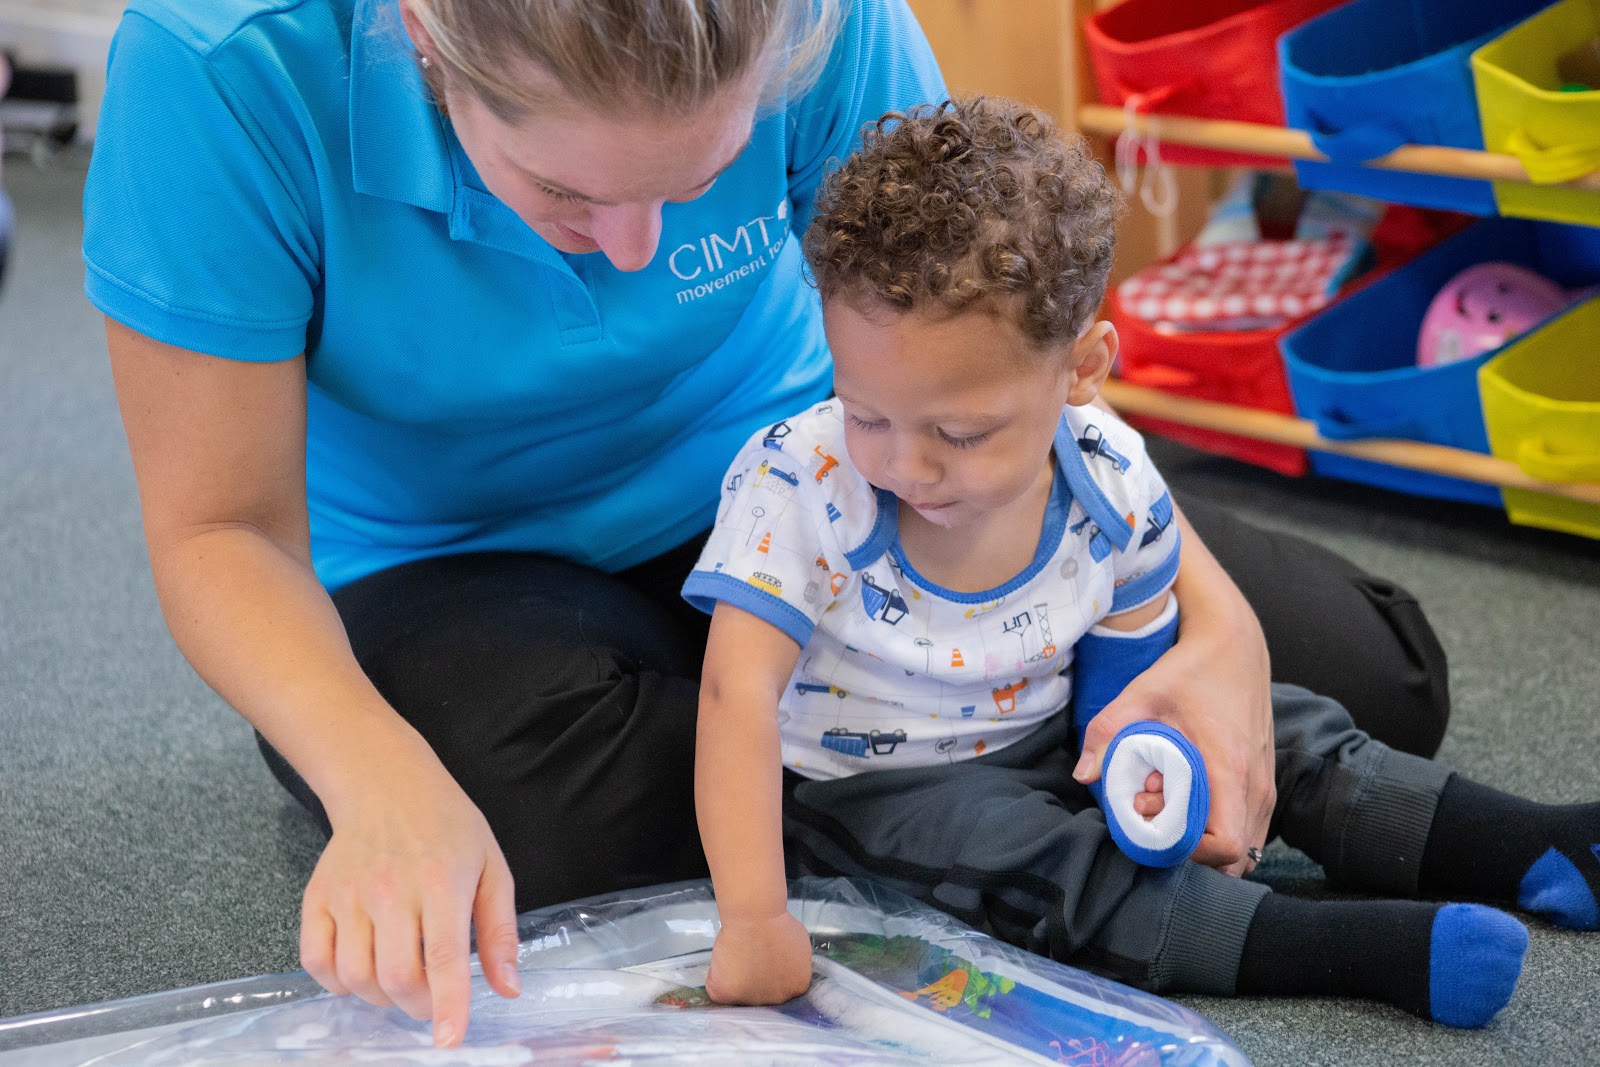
[1247,846,1264,864]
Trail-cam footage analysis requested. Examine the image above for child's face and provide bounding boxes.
[826,299,1116,529]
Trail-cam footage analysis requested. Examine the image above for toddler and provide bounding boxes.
[683,97,1597,1028]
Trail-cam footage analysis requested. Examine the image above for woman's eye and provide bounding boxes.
[536,182,583,203]
[847,413,888,432]
[941,429,993,449]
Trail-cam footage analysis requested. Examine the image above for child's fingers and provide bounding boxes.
[1144,770,1163,794]
[1133,790,1165,818]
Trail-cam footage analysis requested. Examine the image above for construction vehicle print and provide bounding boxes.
[826,502,843,523]
[810,445,840,482]
[1078,424,1131,473]
[860,573,910,625]
[820,727,908,758]
[962,598,1005,619]
[992,677,1029,714]
[747,572,783,597]
[794,681,849,699]
[960,705,976,718]
[762,420,791,450]
[1002,604,1058,663]
[1141,491,1176,548]
[755,459,799,491]
[1070,513,1113,563]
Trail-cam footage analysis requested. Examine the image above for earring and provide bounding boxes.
[417,53,432,70]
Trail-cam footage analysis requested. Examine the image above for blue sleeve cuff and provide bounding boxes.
[86,260,308,362]
[682,569,815,648]
[1111,532,1181,614]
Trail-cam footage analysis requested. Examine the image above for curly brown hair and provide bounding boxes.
[803,96,1119,350]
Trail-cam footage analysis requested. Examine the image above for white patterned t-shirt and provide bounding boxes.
[683,400,1180,780]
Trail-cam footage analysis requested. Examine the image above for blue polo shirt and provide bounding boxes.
[83,0,945,589]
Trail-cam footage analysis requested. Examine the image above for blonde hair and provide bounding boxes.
[406,0,842,120]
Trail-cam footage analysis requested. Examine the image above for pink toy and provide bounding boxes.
[1417,262,1572,368]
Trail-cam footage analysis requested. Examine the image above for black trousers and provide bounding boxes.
[258,493,1449,912]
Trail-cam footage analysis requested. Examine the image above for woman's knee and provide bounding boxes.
[1175,493,1450,758]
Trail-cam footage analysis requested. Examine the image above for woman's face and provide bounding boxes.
[443,70,762,273]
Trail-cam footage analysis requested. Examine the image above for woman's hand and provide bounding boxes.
[705,912,815,1006]
[1074,620,1274,876]
[298,767,523,1047]
[1071,504,1275,877]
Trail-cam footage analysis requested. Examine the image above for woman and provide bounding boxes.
[84,0,1448,1047]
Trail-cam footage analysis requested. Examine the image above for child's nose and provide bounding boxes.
[885,436,940,488]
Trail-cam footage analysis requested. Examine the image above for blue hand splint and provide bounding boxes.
[1072,608,1209,868]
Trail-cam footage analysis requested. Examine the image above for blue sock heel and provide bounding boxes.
[1072,607,1206,868]
[1421,778,1600,931]
[1518,846,1600,931]
[1428,904,1528,1028]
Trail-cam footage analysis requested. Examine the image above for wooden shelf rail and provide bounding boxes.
[1101,380,1600,505]
[1078,104,1600,192]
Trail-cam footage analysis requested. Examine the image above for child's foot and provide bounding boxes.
[1237,893,1526,1028]
[1419,775,1600,930]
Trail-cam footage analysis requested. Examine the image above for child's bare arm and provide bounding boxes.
[1097,591,1171,634]
[697,602,813,1005]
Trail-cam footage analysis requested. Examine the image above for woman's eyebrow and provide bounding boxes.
[519,136,752,205]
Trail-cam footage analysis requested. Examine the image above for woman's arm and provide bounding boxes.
[696,602,813,1005]
[107,320,521,1045]
[1073,504,1276,877]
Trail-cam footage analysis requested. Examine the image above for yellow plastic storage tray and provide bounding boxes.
[1479,296,1600,538]
[1473,0,1600,225]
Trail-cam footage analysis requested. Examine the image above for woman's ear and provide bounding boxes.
[1065,321,1119,407]
[398,1,429,52]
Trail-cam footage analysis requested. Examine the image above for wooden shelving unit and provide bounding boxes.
[1077,104,1600,191]
[1077,95,1600,512]
[1102,381,1600,505]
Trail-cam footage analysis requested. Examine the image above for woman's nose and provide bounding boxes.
[588,201,664,273]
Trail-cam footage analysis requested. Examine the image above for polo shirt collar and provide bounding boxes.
[349,0,455,212]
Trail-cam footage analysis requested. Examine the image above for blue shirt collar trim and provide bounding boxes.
[349,0,456,213]
[871,468,1073,605]
[1054,411,1134,552]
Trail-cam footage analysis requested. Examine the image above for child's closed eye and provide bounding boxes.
[938,428,993,449]
[847,413,889,432]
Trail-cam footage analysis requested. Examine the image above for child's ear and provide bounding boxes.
[1065,322,1118,406]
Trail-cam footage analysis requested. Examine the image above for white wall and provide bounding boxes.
[0,1,124,142]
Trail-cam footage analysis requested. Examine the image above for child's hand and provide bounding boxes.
[705,912,814,1006]
[1133,769,1166,819]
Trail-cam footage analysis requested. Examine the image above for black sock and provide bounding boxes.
[1419,774,1600,930]
[1236,892,1526,1028]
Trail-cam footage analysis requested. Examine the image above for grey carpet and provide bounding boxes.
[2,151,1598,1064]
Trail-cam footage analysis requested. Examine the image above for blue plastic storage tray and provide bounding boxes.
[1281,217,1600,504]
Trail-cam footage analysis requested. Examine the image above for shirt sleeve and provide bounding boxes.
[1063,407,1182,616]
[682,430,858,648]
[785,0,948,233]
[82,12,319,361]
